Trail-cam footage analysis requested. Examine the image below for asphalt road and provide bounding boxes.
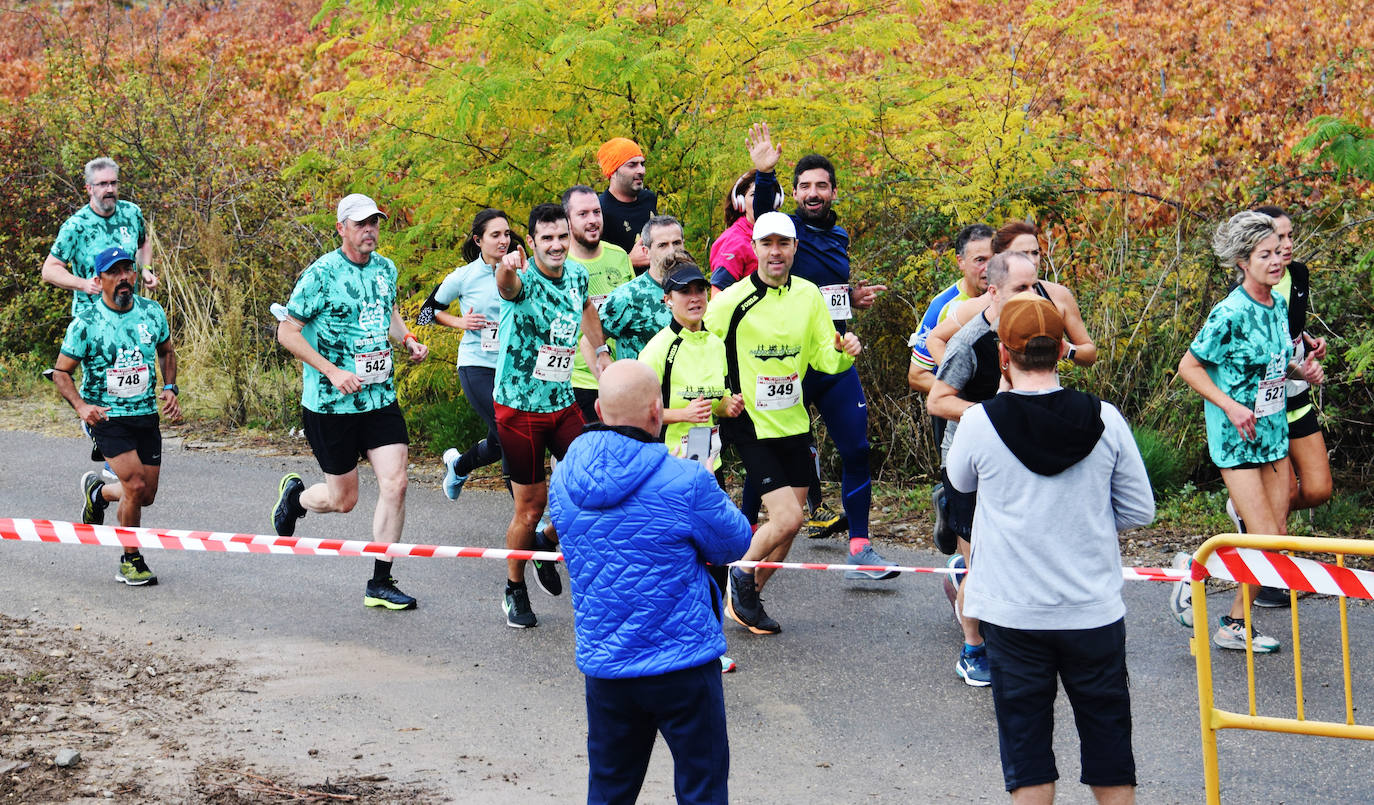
[2,429,1372,803]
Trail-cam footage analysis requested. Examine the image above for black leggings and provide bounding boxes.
[457,365,506,477]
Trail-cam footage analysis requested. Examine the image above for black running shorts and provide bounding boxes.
[732,434,815,494]
[92,414,162,466]
[302,402,409,476]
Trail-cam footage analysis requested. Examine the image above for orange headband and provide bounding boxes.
[597,138,644,178]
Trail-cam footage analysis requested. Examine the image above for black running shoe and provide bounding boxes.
[81,420,103,462]
[272,473,306,536]
[931,483,956,555]
[725,569,781,634]
[364,577,417,610]
[531,528,563,596]
[1253,586,1292,608]
[81,471,107,526]
[503,586,537,628]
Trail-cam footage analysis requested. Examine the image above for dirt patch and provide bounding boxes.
[0,614,439,804]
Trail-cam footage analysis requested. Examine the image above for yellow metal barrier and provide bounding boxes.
[1190,533,1374,803]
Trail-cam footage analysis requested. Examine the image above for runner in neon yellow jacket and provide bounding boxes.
[699,212,861,636]
[639,265,745,470]
[702,252,855,442]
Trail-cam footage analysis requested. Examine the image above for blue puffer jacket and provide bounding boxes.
[549,425,752,679]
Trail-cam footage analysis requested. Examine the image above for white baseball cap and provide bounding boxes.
[752,210,796,241]
[336,193,387,223]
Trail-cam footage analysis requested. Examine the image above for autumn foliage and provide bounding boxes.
[1,0,1371,486]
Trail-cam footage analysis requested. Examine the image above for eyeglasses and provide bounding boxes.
[90,180,119,189]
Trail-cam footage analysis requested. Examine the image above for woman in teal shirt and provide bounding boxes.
[1173,210,1323,654]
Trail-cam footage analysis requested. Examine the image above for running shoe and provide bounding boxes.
[100,462,117,484]
[441,447,468,501]
[1214,615,1280,653]
[956,643,991,687]
[272,473,306,536]
[931,483,956,555]
[1224,497,1246,533]
[725,569,781,634]
[531,553,563,597]
[803,503,847,539]
[530,526,563,596]
[116,553,157,586]
[503,586,537,628]
[943,553,964,624]
[1253,586,1292,608]
[364,577,418,610]
[1168,551,1193,627]
[720,655,737,674]
[844,544,900,581]
[80,471,107,526]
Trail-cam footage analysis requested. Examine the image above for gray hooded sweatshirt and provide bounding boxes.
[946,387,1156,630]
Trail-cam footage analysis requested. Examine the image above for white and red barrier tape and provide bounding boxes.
[2,518,1190,581]
[1196,546,1374,600]
[18,519,1373,596]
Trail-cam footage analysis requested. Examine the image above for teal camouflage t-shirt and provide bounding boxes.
[49,201,148,317]
[494,259,589,413]
[1188,286,1291,468]
[600,270,671,361]
[287,249,399,415]
[59,296,169,418]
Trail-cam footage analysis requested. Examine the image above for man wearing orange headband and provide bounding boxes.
[597,137,657,273]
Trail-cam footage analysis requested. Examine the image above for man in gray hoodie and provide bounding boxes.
[945,292,1155,805]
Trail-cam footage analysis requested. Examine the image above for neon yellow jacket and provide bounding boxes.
[638,321,729,468]
[702,272,853,440]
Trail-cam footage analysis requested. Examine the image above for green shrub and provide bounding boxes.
[1132,426,1192,494]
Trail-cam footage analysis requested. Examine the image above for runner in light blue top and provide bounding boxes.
[418,209,515,500]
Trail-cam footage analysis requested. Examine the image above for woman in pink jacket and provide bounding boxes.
[708,169,780,293]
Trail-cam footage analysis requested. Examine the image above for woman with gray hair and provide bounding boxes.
[1168,211,1323,653]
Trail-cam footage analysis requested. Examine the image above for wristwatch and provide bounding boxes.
[163,383,180,395]
[595,345,611,356]
[1065,346,1077,363]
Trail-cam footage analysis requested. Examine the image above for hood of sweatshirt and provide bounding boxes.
[981,388,1104,476]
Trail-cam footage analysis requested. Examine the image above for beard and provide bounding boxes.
[97,194,117,214]
[114,283,134,307]
[796,197,833,225]
[572,230,600,250]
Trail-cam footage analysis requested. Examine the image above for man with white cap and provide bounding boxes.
[744,122,895,575]
[271,193,429,610]
[702,211,862,634]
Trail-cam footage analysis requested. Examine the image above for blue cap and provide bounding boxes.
[94,247,135,275]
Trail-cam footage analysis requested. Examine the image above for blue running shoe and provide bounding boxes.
[844,544,900,581]
[441,447,468,501]
[957,643,991,687]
